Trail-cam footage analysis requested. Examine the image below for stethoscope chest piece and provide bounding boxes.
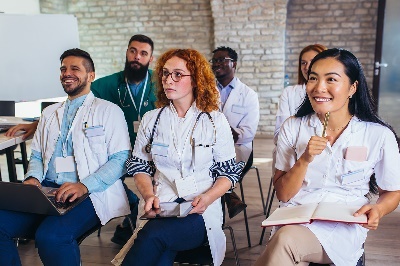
[145,143,152,153]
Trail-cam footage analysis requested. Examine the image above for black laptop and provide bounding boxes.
[0,181,89,215]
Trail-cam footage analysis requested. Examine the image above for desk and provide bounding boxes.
[0,117,31,182]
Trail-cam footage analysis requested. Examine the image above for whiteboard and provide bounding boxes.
[0,14,80,102]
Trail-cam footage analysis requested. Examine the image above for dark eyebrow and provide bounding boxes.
[309,71,341,77]
[325,72,341,77]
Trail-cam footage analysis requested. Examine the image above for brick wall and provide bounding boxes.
[39,0,379,137]
[285,0,378,88]
[211,0,288,135]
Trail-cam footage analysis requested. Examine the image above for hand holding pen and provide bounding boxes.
[321,111,330,137]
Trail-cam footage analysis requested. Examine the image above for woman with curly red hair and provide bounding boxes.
[114,48,243,266]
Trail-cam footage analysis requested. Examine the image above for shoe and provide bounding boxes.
[225,191,247,219]
[111,225,133,246]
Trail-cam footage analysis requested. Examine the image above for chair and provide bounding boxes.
[0,100,29,181]
[234,149,265,247]
[259,178,276,245]
[40,101,58,111]
[174,197,240,266]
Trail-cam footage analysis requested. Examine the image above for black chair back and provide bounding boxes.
[40,101,58,112]
[0,101,16,116]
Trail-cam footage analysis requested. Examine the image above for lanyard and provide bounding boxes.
[125,71,148,119]
[170,111,197,178]
[57,99,94,157]
[57,104,81,158]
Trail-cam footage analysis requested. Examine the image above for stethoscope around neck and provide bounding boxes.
[117,72,150,109]
[145,106,217,154]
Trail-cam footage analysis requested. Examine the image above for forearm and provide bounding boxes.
[205,177,232,203]
[134,173,155,201]
[274,157,309,202]
[80,150,129,193]
[376,190,400,217]
[24,150,44,182]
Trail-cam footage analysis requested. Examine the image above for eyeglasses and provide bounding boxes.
[209,57,234,64]
[161,70,191,82]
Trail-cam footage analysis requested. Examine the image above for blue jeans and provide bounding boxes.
[122,214,207,266]
[0,181,100,266]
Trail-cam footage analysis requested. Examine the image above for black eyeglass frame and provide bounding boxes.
[160,70,192,82]
[209,57,235,64]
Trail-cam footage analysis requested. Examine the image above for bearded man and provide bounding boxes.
[91,34,157,245]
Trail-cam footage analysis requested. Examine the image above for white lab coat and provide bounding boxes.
[221,78,259,163]
[274,84,306,144]
[275,114,400,266]
[131,103,238,266]
[31,92,130,225]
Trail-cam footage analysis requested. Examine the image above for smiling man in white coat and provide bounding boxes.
[211,46,260,218]
[0,48,130,266]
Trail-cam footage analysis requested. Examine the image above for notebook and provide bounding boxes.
[139,201,194,220]
[0,181,89,216]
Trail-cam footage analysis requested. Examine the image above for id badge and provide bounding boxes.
[55,156,76,173]
[133,121,140,133]
[152,142,169,157]
[231,104,246,114]
[84,125,104,137]
[175,175,198,198]
[341,169,364,185]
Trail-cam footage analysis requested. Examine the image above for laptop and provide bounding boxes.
[0,181,89,215]
[0,124,12,133]
[140,201,194,220]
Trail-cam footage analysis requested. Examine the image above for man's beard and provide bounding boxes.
[62,78,87,97]
[124,59,150,83]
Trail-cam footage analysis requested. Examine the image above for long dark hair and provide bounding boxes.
[296,48,399,195]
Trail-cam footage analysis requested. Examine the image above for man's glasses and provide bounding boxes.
[161,70,191,82]
[209,57,234,64]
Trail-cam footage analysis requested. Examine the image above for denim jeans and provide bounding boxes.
[0,181,100,266]
[122,214,207,266]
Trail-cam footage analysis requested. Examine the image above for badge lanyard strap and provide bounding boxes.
[58,100,94,157]
[170,111,197,179]
[125,71,148,121]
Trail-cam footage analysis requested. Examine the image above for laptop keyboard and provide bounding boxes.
[48,196,75,209]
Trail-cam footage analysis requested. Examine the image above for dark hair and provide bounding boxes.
[128,34,154,54]
[296,48,399,195]
[212,46,238,62]
[59,48,95,72]
[297,44,327,85]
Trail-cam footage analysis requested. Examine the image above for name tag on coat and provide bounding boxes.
[84,125,104,137]
[231,104,246,114]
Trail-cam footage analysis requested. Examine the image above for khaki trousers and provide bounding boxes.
[255,225,333,266]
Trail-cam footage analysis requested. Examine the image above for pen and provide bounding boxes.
[322,112,330,137]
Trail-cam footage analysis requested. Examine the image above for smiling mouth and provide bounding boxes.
[314,97,331,102]
[62,78,77,84]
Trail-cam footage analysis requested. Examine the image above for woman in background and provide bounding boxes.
[274,44,327,143]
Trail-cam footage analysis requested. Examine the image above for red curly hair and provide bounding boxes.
[154,49,219,112]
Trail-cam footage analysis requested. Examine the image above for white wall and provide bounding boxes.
[0,0,40,14]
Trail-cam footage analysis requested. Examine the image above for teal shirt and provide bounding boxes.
[90,70,157,146]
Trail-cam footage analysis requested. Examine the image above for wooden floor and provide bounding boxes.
[1,137,400,265]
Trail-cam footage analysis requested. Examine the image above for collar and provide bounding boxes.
[169,101,197,119]
[217,77,236,90]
